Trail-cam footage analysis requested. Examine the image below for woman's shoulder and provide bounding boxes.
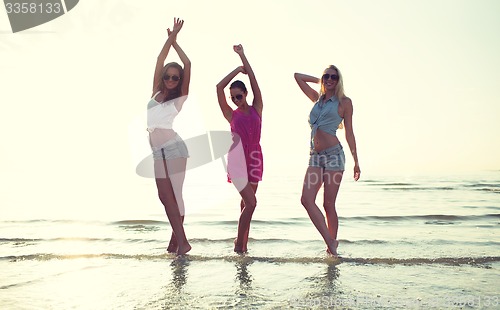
[340,96,352,106]
[151,90,161,99]
[250,105,263,118]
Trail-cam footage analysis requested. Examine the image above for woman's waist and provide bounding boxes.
[310,142,342,155]
[232,139,261,148]
[312,129,340,152]
[147,125,174,132]
[149,129,178,148]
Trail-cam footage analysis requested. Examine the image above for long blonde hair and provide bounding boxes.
[319,65,345,129]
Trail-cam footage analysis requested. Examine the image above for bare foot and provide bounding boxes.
[326,240,339,257]
[234,238,246,254]
[167,231,178,253]
[166,239,178,253]
[176,242,191,256]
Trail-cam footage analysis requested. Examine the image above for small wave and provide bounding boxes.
[381,186,455,191]
[0,237,161,245]
[193,219,308,227]
[195,220,238,226]
[366,182,417,186]
[112,220,166,225]
[2,238,497,250]
[252,219,309,226]
[362,181,457,191]
[1,219,84,224]
[462,205,500,210]
[0,238,41,243]
[464,183,500,188]
[119,225,161,232]
[0,237,118,243]
[477,188,500,194]
[463,183,500,194]
[344,214,499,222]
[2,253,498,266]
[188,237,302,245]
[424,220,457,225]
[339,239,389,245]
[358,179,381,183]
[340,256,500,266]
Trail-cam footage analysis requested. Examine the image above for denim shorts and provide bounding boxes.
[309,143,345,171]
[151,134,189,160]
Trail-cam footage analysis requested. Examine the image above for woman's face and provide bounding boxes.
[163,67,181,90]
[230,87,246,107]
[322,68,339,92]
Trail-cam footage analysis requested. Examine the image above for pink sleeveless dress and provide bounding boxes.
[227,106,263,184]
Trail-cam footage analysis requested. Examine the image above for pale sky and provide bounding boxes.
[1,0,499,219]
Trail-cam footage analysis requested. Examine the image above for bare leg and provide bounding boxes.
[165,158,187,253]
[238,183,258,252]
[167,216,183,253]
[227,139,256,253]
[323,170,343,255]
[234,183,257,253]
[154,159,191,256]
[300,167,337,255]
[238,199,245,253]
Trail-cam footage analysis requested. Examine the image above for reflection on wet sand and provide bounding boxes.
[157,256,190,309]
[235,258,253,290]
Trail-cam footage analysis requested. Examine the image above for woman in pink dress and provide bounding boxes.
[216,44,263,253]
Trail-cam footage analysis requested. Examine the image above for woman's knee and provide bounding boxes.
[178,206,185,217]
[246,196,257,210]
[301,195,313,208]
[323,201,337,213]
[158,191,176,207]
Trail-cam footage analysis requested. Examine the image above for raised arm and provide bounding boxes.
[342,97,361,181]
[294,73,320,102]
[233,44,263,116]
[216,66,245,123]
[169,33,191,97]
[152,18,184,95]
[165,28,191,111]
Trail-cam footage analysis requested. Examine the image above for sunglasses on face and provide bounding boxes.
[163,75,180,81]
[322,74,339,81]
[231,94,244,101]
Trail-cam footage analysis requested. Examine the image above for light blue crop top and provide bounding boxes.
[308,95,343,148]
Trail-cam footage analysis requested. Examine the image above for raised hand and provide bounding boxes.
[168,17,184,36]
[238,66,247,75]
[233,44,244,55]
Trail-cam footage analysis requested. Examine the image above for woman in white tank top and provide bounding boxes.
[148,17,191,256]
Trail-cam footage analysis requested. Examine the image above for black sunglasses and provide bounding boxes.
[163,75,180,81]
[231,94,244,101]
[322,74,339,81]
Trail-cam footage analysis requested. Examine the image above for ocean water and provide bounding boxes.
[1,171,499,309]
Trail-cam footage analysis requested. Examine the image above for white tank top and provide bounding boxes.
[147,91,179,132]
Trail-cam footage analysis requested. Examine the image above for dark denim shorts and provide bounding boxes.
[309,144,345,171]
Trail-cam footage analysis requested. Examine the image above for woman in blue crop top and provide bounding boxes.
[294,65,361,257]
[148,18,191,256]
